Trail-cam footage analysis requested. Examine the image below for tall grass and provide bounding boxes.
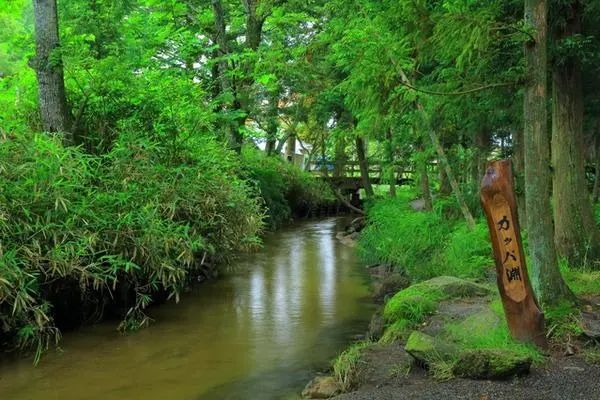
[0,131,265,359]
[358,187,493,281]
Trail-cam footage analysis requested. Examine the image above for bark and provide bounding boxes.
[32,0,72,144]
[429,128,476,230]
[356,136,374,197]
[241,0,264,51]
[439,166,452,196]
[513,128,527,222]
[523,0,573,304]
[285,134,296,163]
[265,90,279,156]
[333,136,347,178]
[416,146,433,212]
[386,129,396,197]
[593,136,600,203]
[211,0,241,150]
[551,0,600,266]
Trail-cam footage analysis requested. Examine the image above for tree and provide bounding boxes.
[551,0,600,266]
[523,0,573,304]
[31,0,71,143]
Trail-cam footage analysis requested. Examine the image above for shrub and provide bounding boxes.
[241,148,334,228]
[0,131,263,360]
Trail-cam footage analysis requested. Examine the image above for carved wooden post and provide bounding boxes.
[480,160,546,347]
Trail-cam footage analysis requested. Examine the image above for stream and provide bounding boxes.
[0,218,374,400]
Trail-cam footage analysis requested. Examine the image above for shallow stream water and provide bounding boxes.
[0,218,374,400]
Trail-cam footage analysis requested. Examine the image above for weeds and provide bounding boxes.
[332,341,372,392]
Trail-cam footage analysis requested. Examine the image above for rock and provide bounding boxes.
[367,311,385,341]
[301,376,340,399]
[410,198,426,211]
[373,274,410,303]
[422,276,491,298]
[404,331,458,366]
[453,349,531,380]
[581,311,600,339]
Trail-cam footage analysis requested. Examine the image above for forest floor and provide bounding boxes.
[333,349,600,400]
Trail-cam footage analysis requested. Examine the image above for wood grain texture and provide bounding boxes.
[481,159,546,348]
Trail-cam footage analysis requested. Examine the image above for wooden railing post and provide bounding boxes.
[480,160,546,348]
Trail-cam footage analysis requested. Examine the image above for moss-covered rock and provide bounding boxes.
[383,276,491,324]
[453,349,532,379]
[423,276,491,298]
[404,331,458,366]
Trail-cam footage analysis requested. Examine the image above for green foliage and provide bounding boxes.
[443,301,544,365]
[359,188,492,281]
[332,341,372,392]
[241,148,334,228]
[0,131,263,357]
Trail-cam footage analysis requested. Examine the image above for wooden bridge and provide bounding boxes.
[309,161,414,193]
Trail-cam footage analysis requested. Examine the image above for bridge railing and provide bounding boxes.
[308,160,413,180]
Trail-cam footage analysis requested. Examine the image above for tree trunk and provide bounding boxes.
[265,90,279,156]
[513,128,527,222]
[439,166,452,196]
[523,0,573,304]
[32,0,72,144]
[551,0,600,266]
[356,136,374,197]
[428,128,476,230]
[241,0,263,51]
[211,0,241,151]
[333,135,347,177]
[386,128,396,197]
[285,134,296,163]
[416,146,433,211]
[593,135,600,204]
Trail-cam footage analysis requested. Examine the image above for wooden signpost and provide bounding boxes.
[480,160,547,348]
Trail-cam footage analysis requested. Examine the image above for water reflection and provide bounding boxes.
[0,218,373,400]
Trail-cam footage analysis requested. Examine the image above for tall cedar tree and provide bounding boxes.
[523,0,573,304]
[32,0,72,143]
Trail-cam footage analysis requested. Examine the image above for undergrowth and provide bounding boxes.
[332,341,372,392]
[0,132,332,361]
[358,187,492,281]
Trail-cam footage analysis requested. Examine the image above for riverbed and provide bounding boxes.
[0,218,374,400]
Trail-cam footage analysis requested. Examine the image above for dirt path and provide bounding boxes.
[334,345,600,400]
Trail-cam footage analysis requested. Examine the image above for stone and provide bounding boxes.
[581,311,600,339]
[422,276,491,298]
[373,274,410,303]
[453,349,532,380]
[301,376,340,399]
[404,331,457,366]
[367,311,385,341]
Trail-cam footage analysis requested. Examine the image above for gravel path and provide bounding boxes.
[334,354,600,400]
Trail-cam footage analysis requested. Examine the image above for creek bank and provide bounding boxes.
[302,270,600,399]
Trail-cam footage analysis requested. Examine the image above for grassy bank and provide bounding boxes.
[330,187,600,389]
[0,132,333,361]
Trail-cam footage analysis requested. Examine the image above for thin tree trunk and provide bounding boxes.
[386,128,396,197]
[593,135,600,203]
[551,0,600,266]
[416,145,433,211]
[32,0,72,144]
[265,90,278,156]
[523,0,573,303]
[428,128,476,230]
[356,136,374,197]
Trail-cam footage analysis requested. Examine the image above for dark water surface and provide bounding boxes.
[0,218,374,400]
